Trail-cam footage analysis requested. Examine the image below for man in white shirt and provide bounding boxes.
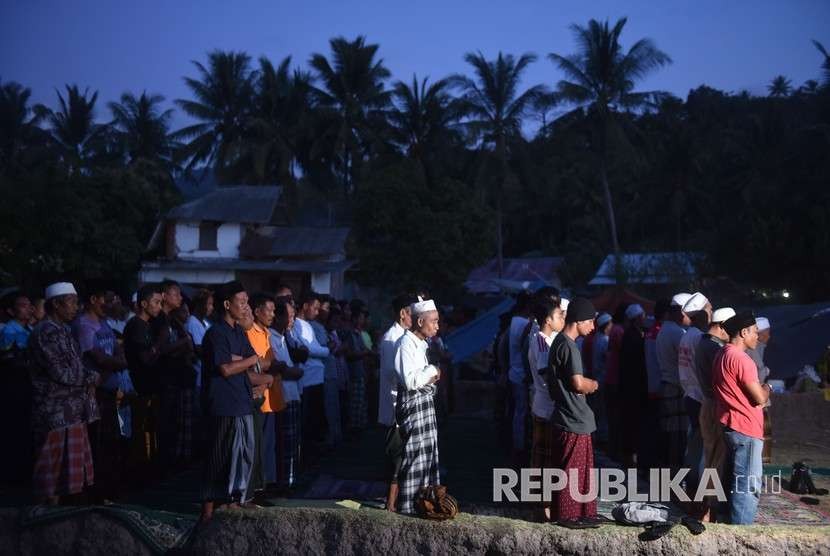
[678,292,712,492]
[656,292,692,470]
[393,297,442,514]
[378,293,417,511]
[270,298,304,491]
[527,295,566,520]
[292,291,332,463]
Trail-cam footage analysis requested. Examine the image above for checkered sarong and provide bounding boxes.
[395,385,440,514]
[32,422,94,498]
[174,388,194,462]
[276,400,301,489]
[531,416,555,469]
[659,381,688,468]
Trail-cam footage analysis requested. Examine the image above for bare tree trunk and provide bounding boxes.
[496,135,507,278]
[600,162,620,255]
[495,198,504,278]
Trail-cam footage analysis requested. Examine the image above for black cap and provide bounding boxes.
[565,297,596,324]
[723,311,756,337]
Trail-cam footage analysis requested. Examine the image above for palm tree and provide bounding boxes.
[245,55,316,206]
[453,51,546,275]
[812,40,830,87]
[309,35,391,195]
[767,75,792,97]
[174,50,256,181]
[549,17,671,255]
[45,84,103,173]
[0,79,50,173]
[108,91,176,169]
[799,79,820,95]
[388,74,464,182]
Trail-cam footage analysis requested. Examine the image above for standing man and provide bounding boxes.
[619,303,647,468]
[527,296,565,521]
[713,311,770,525]
[200,281,262,521]
[507,292,533,464]
[590,313,612,447]
[378,293,417,511]
[747,317,773,463]
[123,284,164,482]
[393,297,442,514]
[656,292,692,470]
[547,298,605,529]
[695,306,735,521]
[29,282,99,504]
[677,292,712,494]
[73,283,129,500]
[293,291,331,464]
[270,298,304,493]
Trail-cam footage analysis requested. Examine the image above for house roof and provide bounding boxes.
[166,186,282,224]
[465,257,564,294]
[588,252,701,286]
[141,257,353,274]
[240,227,350,258]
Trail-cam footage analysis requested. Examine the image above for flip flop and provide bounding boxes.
[556,518,600,529]
[640,521,675,541]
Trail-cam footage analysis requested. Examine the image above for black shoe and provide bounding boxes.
[681,516,705,535]
[556,518,600,529]
[640,521,675,541]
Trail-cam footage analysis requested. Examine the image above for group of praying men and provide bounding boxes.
[501,288,772,527]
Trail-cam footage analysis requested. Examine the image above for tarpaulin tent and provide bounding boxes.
[591,287,655,315]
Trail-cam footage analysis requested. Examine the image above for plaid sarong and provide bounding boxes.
[659,381,688,468]
[173,388,194,462]
[201,415,254,504]
[531,416,555,469]
[396,385,440,514]
[276,400,301,489]
[32,422,94,498]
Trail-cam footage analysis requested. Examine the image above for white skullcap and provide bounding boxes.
[560,298,570,313]
[756,317,770,331]
[131,292,138,304]
[682,292,710,313]
[625,304,645,320]
[671,292,692,307]
[410,296,437,315]
[45,282,77,300]
[711,307,736,323]
[596,313,612,328]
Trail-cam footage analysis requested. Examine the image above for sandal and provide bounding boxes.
[681,516,705,535]
[640,521,675,541]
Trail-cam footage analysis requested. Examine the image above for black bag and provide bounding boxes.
[789,461,817,495]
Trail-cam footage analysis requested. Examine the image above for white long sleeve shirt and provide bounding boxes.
[678,327,704,402]
[394,330,438,392]
[378,322,406,426]
[293,317,330,388]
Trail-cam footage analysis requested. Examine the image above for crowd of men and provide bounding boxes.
[496,289,772,527]
[0,280,452,522]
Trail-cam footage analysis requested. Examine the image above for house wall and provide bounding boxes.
[139,267,236,285]
[174,222,241,259]
[311,272,332,295]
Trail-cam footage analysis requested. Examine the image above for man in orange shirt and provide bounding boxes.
[246,294,285,492]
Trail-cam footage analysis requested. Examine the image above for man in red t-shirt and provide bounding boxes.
[712,311,771,524]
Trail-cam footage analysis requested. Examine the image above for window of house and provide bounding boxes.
[199,222,219,251]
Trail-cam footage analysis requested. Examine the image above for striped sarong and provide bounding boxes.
[174,388,194,462]
[276,400,301,489]
[531,416,555,469]
[395,385,440,514]
[348,363,367,430]
[201,415,254,503]
[32,422,94,498]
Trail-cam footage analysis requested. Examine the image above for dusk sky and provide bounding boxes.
[3,0,829,131]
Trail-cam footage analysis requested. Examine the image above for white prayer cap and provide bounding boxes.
[756,317,771,331]
[671,292,692,307]
[596,313,612,328]
[625,304,645,320]
[410,296,437,315]
[560,298,570,313]
[682,292,710,314]
[711,307,736,323]
[45,282,77,300]
[131,292,138,304]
